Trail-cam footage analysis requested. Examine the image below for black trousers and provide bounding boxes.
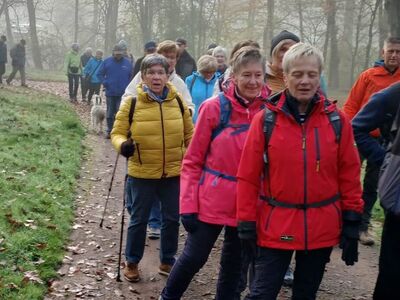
[68,74,80,100]
[373,213,400,299]
[0,62,5,83]
[245,247,332,300]
[87,83,101,103]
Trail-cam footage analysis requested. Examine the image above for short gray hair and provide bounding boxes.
[197,55,218,73]
[282,43,324,74]
[140,54,169,75]
[231,46,266,74]
[212,46,227,58]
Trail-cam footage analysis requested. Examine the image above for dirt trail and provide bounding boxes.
[23,80,379,299]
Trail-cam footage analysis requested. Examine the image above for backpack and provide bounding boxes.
[127,95,185,138]
[378,102,400,215]
[260,97,343,209]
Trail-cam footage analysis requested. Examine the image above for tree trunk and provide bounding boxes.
[247,0,256,40]
[74,0,78,42]
[378,1,388,49]
[385,0,400,36]
[327,0,339,90]
[91,0,99,48]
[297,0,304,41]
[364,0,382,69]
[350,0,365,86]
[104,0,119,55]
[4,0,14,46]
[27,0,43,69]
[262,0,274,57]
[342,0,355,89]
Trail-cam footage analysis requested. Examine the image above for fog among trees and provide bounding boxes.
[1,0,400,90]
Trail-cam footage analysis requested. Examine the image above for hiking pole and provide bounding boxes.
[116,163,128,282]
[99,153,120,228]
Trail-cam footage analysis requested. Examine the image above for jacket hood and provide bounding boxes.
[374,59,384,67]
[137,82,179,102]
[191,71,218,83]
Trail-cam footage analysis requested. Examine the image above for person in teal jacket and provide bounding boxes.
[83,49,103,103]
[185,55,218,123]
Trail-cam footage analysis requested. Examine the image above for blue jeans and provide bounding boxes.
[125,176,180,265]
[245,247,332,300]
[148,200,161,229]
[161,221,242,300]
[106,96,121,134]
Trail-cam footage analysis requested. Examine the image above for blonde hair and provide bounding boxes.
[197,55,218,73]
[282,43,324,74]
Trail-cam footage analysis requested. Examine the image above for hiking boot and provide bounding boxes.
[158,263,173,276]
[148,227,161,240]
[359,229,375,246]
[124,262,140,282]
[105,133,111,139]
[283,266,294,287]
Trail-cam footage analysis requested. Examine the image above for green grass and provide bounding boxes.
[26,68,67,82]
[0,88,84,299]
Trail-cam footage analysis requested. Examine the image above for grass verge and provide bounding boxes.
[0,88,84,299]
[26,68,67,82]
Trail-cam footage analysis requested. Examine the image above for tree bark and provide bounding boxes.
[4,0,13,46]
[326,0,339,89]
[378,1,388,49]
[342,0,355,89]
[350,0,365,86]
[262,0,274,57]
[385,0,400,36]
[104,0,119,54]
[297,0,304,41]
[27,0,43,69]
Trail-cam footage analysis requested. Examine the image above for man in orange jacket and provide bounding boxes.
[343,36,400,245]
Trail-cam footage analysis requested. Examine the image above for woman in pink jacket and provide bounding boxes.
[160,47,270,300]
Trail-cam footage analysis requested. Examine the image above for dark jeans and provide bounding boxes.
[125,176,180,265]
[161,222,242,300]
[373,213,400,299]
[245,247,332,300]
[149,200,161,229]
[0,62,5,83]
[81,76,89,99]
[87,83,101,103]
[68,74,80,100]
[7,65,25,85]
[106,96,121,134]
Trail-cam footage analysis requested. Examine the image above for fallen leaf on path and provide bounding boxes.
[22,271,44,285]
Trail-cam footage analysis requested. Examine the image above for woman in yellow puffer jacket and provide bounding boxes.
[111,54,193,283]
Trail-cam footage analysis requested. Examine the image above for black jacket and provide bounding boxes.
[175,49,196,80]
[10,44,25,67]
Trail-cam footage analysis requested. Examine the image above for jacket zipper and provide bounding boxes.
[314,128,320,172]
[264,206,275,232]
[302,124,308,251]
[159,103,167,178]
[136,143,142,165]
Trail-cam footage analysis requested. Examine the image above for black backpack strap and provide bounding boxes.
[127,97,137,138]
[175,95,185,117]
[263,108,276,167]
[324,99,342,143]
[210,93,232,141]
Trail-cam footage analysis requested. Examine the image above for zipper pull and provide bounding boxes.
[316,160,320,172]
[302,137,306,149]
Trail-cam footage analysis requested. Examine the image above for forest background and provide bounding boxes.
[1,0,400,92]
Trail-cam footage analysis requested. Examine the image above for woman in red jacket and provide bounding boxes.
[160,47,270,300]
[236,43,364,299]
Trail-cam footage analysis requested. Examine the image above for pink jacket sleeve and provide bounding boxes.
[180,99,219,214]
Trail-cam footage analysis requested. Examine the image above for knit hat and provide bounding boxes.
[112,44,124,54]
[175,38,187,46]
[144,41,157,51]
[270,30,300,55]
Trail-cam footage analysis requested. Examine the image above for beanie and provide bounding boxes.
[270,30,300,55]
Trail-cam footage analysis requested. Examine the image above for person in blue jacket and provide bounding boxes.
[83,49,103,103]
[98,44,133,138]
[185,55,218,122]
[352,82,400,300]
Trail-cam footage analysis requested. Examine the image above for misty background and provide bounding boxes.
[1,0,400,91]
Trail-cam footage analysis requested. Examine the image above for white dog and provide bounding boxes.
[90,94,106,135]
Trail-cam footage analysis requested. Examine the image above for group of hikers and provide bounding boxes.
[3,30,400,299]
[108,32,400,300]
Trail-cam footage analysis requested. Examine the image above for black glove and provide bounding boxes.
[181,213,199,233]
[238,221,258,259]
[340,211,361,266]
[120,139,135,158]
